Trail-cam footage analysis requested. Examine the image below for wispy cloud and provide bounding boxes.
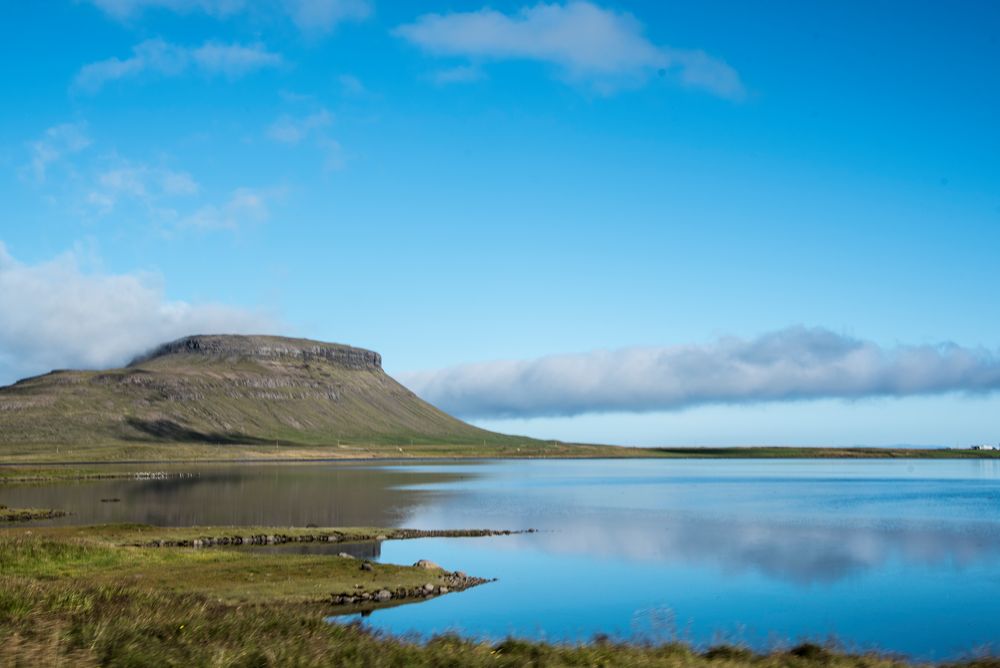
[267,109,332,144]
[282,0,371,34]
[25,123,91,182]
[86,160,199,215]
[337,74,368,96]
[178,187,273,230]
[74,39,282,93]
[399,327,1000,419]
[266,108,344,169]
[395,2,745,98]
[0,241,275,385]
[85,0,246,20]
[24,123,274,234]
[84,161,268,233]
[431,65,485,86]
[160,170,200,196]
[85,0,371,33]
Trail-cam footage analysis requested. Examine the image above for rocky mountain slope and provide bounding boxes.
[0,335,524,454]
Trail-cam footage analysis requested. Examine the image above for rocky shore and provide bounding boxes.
[331,561,493,606]
[136,527,532,548]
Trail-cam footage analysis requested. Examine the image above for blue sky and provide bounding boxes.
[1,1,999,446]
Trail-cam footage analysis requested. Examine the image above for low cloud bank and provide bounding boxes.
[0,243,274,385]
[399,328,1000,418]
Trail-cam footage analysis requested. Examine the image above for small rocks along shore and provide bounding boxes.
[136,528,532,549]
[331,562,493,606]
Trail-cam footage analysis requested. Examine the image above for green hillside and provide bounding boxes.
[0,334,572,461]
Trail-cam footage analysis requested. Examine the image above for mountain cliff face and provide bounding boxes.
[0,335,509,450]
[130,335,383,370]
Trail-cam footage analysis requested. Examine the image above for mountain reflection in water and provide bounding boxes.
[5,458,999,657]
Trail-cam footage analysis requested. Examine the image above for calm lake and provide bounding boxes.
[4,458,999,658]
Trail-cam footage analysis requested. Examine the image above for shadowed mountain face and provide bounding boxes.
[0,335,506,449]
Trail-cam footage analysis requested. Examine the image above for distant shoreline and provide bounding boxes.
[1,444,999,471]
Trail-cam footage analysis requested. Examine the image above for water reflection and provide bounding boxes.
[487,514,1000,584]
[389,460,1000,585]
[0,463,472,527]
[3,459,999,586]
[363,532,1000,659]
[4,458,1000,657]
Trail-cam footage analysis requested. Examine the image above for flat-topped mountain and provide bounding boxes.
[130,335,383,370]
[0,334,530,457]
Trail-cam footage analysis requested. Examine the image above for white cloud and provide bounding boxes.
[395,2,744,98]
[399,327,1000,419]
[74,39,282,93]
[267,109,332,145]
[0,242,275,385]
[85,0,371,32]
[25,123,91,182]
[178,187,271,230]
[192,41,283,75]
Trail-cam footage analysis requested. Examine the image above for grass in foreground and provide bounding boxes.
[0,526,479,604]
[1,575,951,668]
[1,525,997,667]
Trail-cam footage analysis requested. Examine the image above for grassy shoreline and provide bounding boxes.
[4,524,529,550]
[1,443,998,467]
[7,574,975,668]
[0,524,490,604]
[2,523,995,667]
